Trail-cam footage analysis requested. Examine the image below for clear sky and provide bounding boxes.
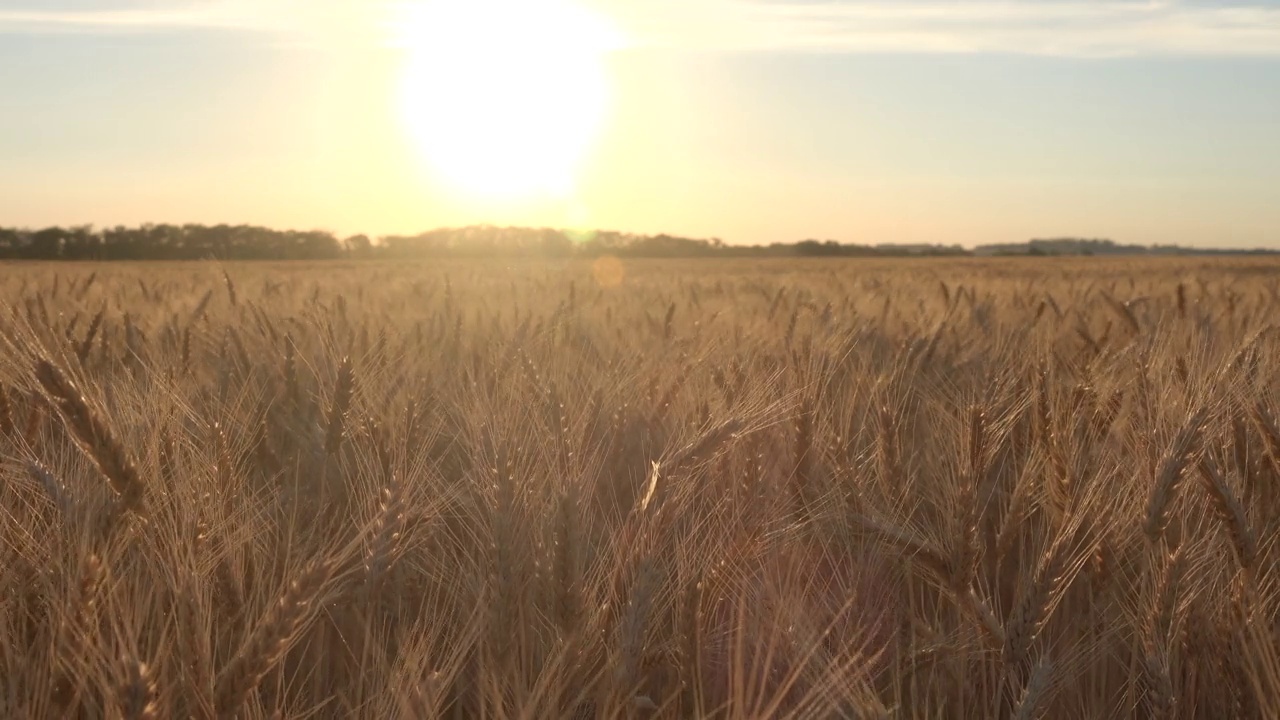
[1,0,1278,247]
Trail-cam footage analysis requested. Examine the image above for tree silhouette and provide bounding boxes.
[0,223,1246,261]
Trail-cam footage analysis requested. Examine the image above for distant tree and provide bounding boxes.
[29,227,71,259]
[344,234,373,256]
[0,228,23,257]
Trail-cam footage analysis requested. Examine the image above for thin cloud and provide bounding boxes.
[616,0,1280,56]
[0,4,262,32]
[0,1,384,41]
[3,0,1280,56]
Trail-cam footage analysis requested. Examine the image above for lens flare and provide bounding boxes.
[592,255,625,287]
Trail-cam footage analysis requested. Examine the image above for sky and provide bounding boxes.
[1,0,1278,248]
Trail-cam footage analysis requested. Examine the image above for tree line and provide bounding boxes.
[0,224,1267,260]
[0,224,350,261]
[0,223,976,261]
[0,223,970,261]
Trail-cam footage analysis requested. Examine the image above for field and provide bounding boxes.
[3,256,1280,718]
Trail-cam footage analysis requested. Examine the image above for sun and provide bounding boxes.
[395,0,619,201]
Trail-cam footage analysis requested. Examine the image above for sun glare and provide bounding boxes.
[396,0,619,202]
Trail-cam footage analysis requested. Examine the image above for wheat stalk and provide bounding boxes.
[52,553,105,710]
[190,289,214,325]
[0,382,14,438]
[553,485,582,634]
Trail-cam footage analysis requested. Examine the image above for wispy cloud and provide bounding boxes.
[3,0,1280,56]
[0,2,264,32]
[0,0,386,43]
[623,0,1280,56]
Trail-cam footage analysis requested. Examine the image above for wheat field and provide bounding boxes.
[2,256,1279,719]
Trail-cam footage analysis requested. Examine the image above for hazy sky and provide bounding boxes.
[1,0,1278,247]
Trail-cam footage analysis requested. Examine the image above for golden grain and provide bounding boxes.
[1,258,1278,718]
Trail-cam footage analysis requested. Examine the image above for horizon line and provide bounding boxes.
[3,222,1276,253]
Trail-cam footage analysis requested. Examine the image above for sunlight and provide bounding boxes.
[395,0,620,202]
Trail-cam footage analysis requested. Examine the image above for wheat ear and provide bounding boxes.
[76,304,105,365]
[214,559,333,716]
[1004,534,1070,668]
[36,357,145,514]
[1012,655,1053,720]
[222,270,238,307]
[1198,457,1257,571]
[119,655,159,720]
[1143,407,1209,542]
[324,356,354,455]
[639,417,742,513]
[365,477,407,596]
